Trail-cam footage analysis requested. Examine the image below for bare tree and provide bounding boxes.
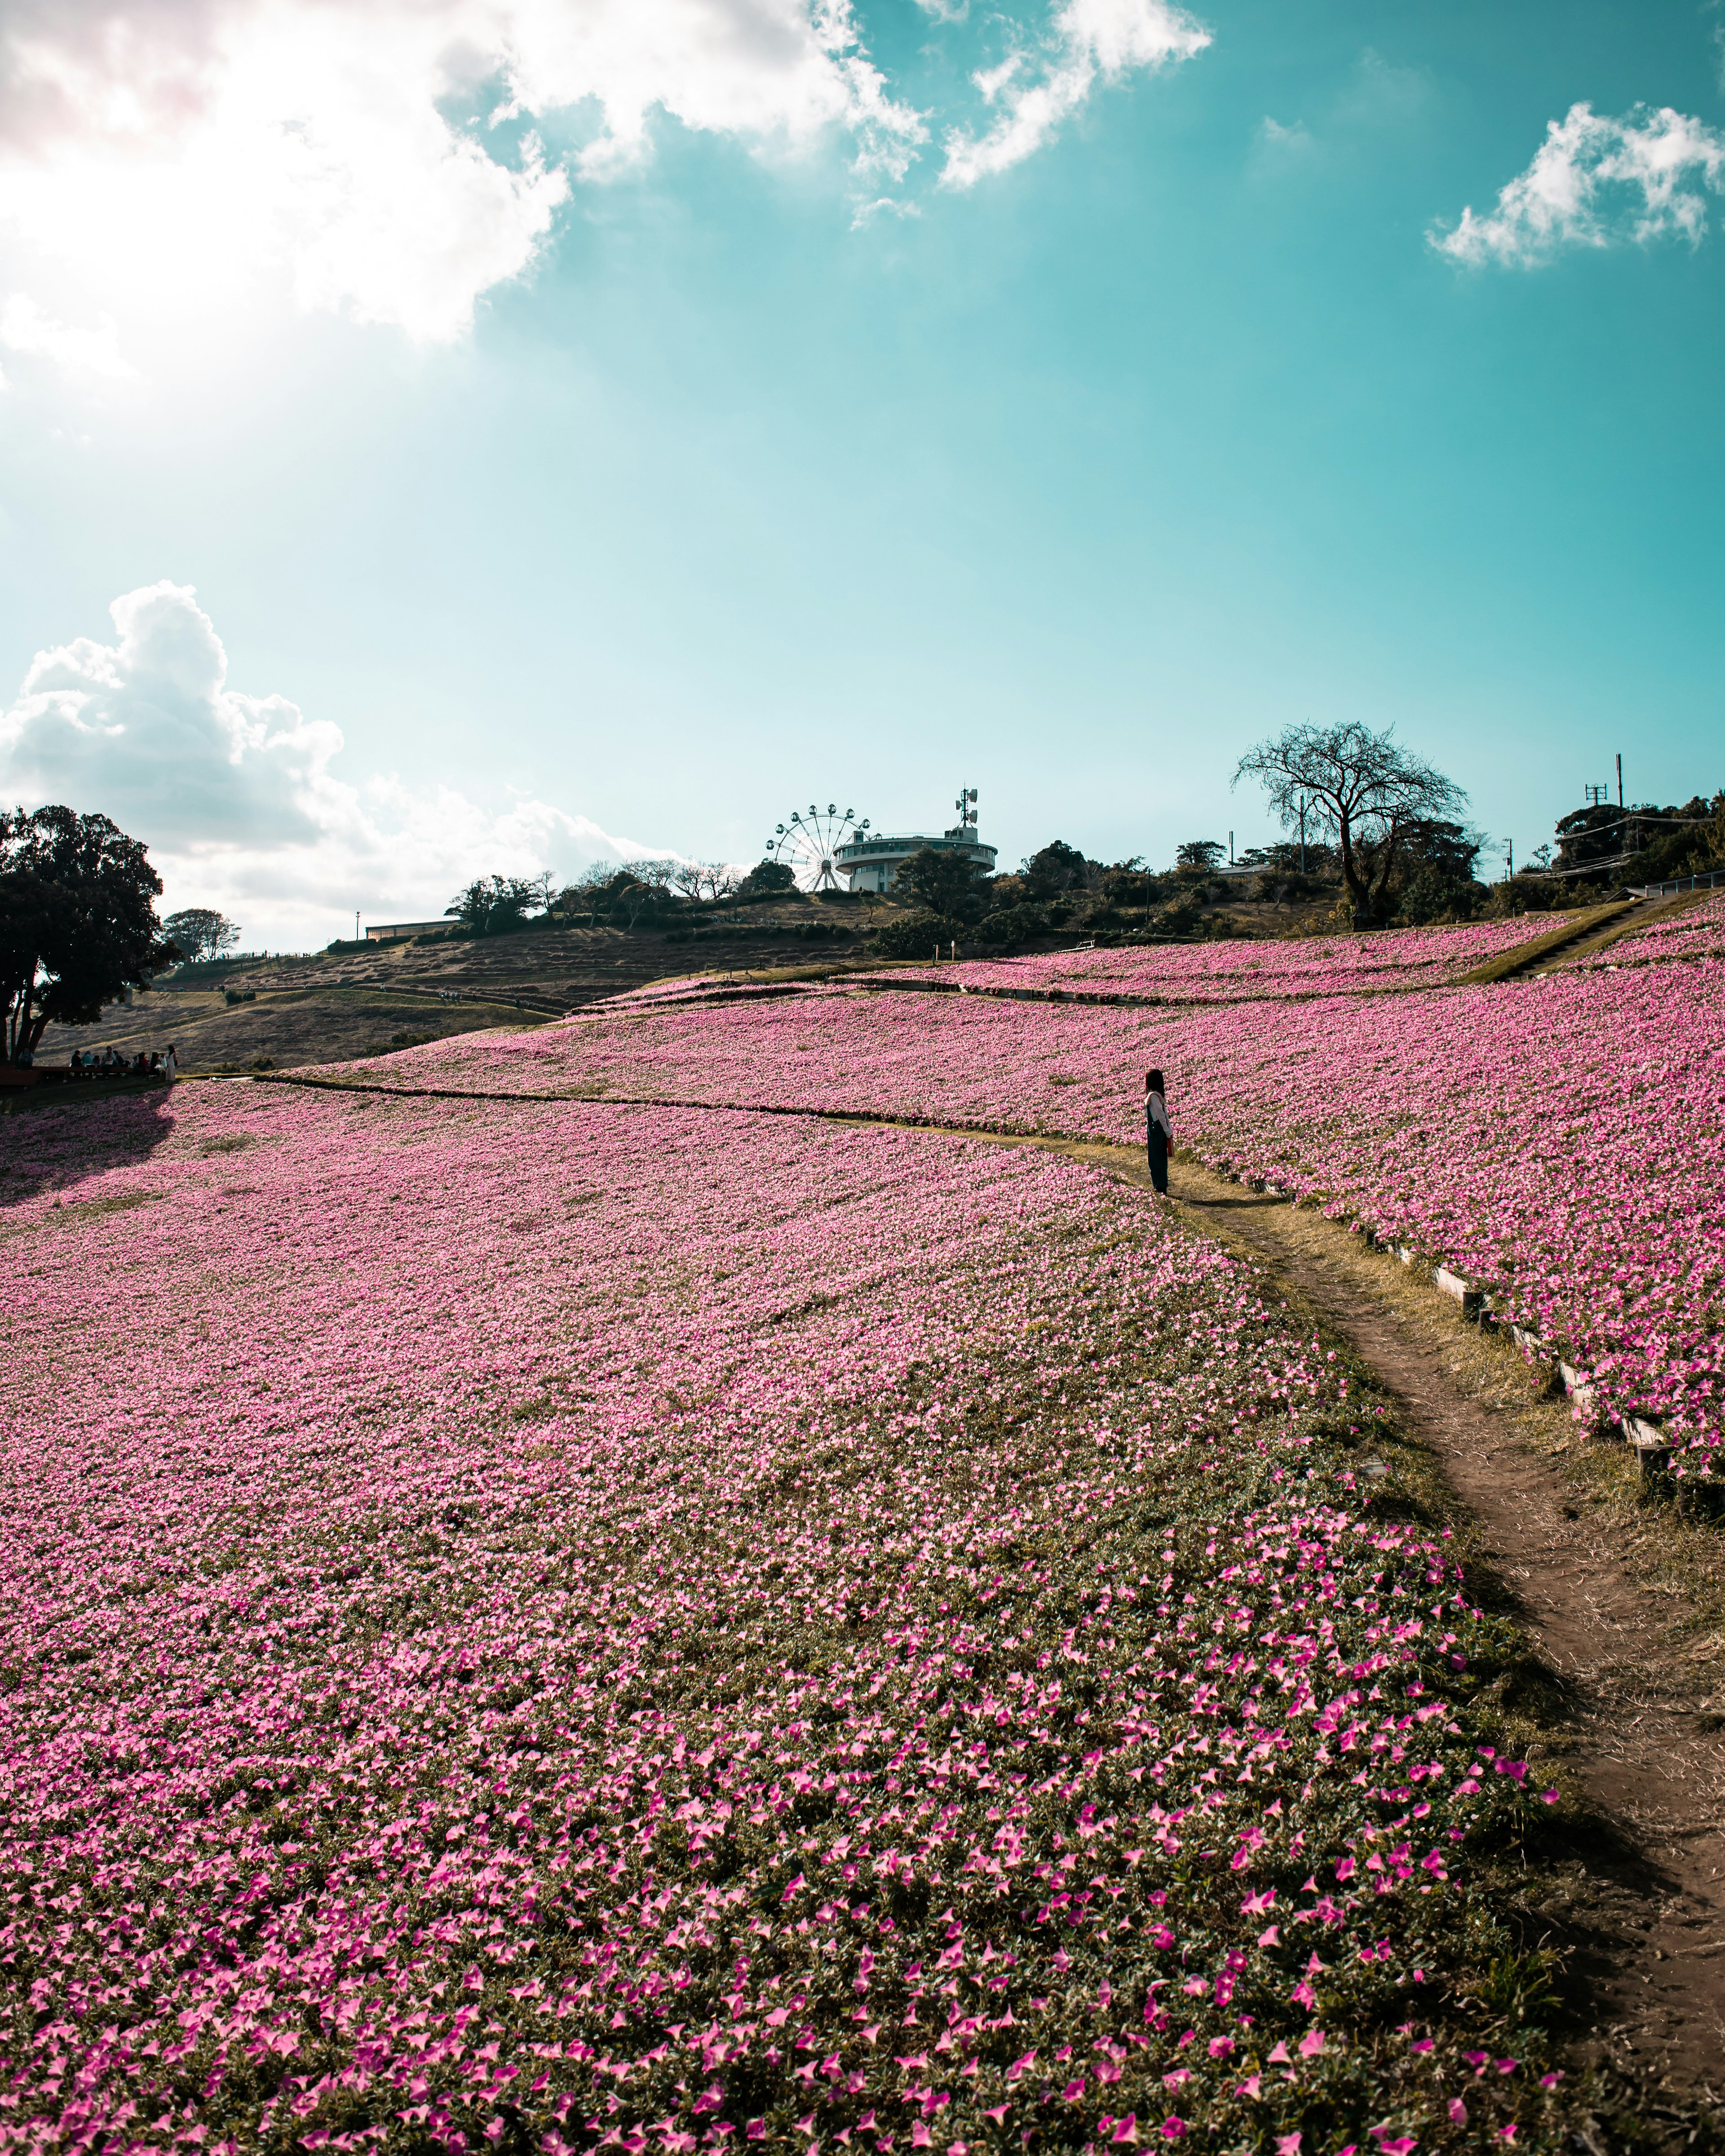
[668,861,740,904]
[1234,723,1467,927]
[700,862,742,903]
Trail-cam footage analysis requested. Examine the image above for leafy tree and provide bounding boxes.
[974,902,1048,950]
[1175,840,1224,873]
[1021,841,1092,897]
[599,861,681,930]
[737,858,797,899]
[1353,818,1486,923]
[1397,863,1481,925]
[447,875,546,935]
[1707,794,1725,869]
[872,909,958,959]
[1552,804,1623,875]
[1554,795,1723,884]
[162,907,241,963]
[1234,722,1468,928]
[1099,861,1165,907]
[2,805,177,1064]
[894,845,986,920]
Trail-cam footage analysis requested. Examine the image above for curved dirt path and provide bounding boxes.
[245,1073,1725,2094]
[1164,1161,1725,2095]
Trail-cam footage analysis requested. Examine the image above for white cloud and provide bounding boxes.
[1433,102,1725,267]
[0,581,665,948]
[0,291,134,377]
[1255,115,1313,158]
[940,0,1209,190]
[0,0,926,345]
[850,194,922,227]
[0,0,1216,340]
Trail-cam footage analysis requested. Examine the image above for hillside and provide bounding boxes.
[6,899,1725,2150]
[34,879,1351,1074]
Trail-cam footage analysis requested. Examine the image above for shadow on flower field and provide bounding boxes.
[0,1073,1644,2156]
[0,1087,178,1211]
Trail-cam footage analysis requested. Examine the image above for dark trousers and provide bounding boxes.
[1146,1125,1168,1193]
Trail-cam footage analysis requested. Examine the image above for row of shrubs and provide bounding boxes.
[662,920,853,946]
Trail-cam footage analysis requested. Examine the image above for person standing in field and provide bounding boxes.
[1146,1067,1172,1195]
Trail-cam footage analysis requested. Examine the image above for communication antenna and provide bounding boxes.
[1583,784,1608,808]
[954,786,979,829]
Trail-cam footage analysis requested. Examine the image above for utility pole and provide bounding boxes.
[1228,831,1235,865]
[354,908,361,945]
[1507,838,1514,879]
[1616,752,1623,809]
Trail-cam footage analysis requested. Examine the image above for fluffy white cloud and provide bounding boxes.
[0,581,664,948]
[0,291,134,378]
[0,1,1212,344]
[940,0,1209,189]
[1433,102,1725,267]
[0,0,926,345]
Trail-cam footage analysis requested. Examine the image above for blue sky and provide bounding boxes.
[0,0,1721,944]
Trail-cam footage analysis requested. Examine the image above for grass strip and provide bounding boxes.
[1453,905,1629,986]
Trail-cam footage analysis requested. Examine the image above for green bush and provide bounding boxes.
[1147,897,1203,935]
[872,910,959,959]
[1396,865,1485,924]
[974,903,1048,950]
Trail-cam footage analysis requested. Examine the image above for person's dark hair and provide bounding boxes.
[1146,1068,1165,1095]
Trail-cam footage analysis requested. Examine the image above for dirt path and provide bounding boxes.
[1163,1163,1725,2088]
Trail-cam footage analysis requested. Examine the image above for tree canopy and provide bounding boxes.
[894,845,986,919]
[163,907,241,964]
[737,858,796,899]
[1020,841,1094,897]
[2,806,176,1064]
[447,875,545,935]
[1234,723,1467,927]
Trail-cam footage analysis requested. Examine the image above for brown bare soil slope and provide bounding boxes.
[33,984,555,1074]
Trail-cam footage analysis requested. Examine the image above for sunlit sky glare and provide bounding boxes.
[0,0,1722,946]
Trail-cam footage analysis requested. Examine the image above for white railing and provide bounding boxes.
[1625,870,1725,899]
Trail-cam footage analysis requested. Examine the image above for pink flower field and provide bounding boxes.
[345,948,1725,1462]
[2,1082,1565,2153]
[870,917,1565,1003]
[1577,891,1725,968]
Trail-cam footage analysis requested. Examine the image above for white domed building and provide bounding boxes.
[835,791,998,894]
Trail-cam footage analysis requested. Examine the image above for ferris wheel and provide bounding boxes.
[765,803,870,892]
